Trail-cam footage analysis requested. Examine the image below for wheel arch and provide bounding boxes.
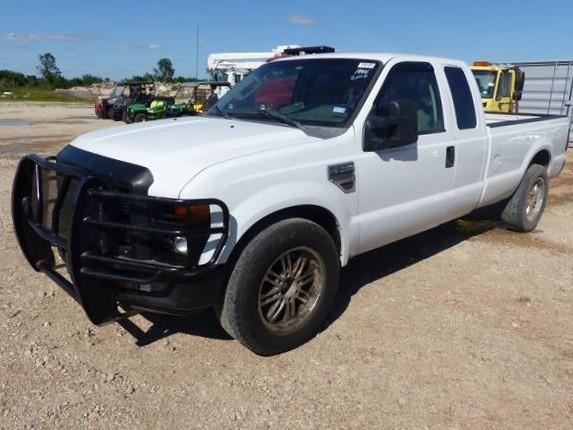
[222,204,345,269]
[528,148,551,168]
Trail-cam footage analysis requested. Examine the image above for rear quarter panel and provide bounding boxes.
[480,117,569,206]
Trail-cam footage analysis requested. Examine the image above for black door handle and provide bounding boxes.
[446,146,455,168]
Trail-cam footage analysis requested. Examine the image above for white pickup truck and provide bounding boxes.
[12,53,569,355]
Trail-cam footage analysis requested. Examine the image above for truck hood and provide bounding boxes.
[69,116,318,197]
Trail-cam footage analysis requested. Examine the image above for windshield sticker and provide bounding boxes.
[351,68,372,81]
[332,106,347,114]
[358,62,376,69]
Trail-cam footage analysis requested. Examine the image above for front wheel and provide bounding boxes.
[133,112,147,123]
[217,218,339,355]
[501,164,549,232]
[111,107,123,121]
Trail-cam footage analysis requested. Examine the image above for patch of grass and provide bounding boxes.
[453,219,497,235]
[0,86,94,103]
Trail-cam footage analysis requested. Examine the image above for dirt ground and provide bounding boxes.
[1,103,572,429]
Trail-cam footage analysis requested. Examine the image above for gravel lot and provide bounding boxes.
[1,103,572,429]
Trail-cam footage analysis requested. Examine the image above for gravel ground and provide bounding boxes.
[1,103,572,429]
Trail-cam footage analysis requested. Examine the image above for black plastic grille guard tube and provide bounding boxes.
[11,152,229,324]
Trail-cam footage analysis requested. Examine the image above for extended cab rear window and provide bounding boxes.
[445,67,477,130]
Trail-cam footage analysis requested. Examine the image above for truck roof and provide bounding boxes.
[274,52,467,67]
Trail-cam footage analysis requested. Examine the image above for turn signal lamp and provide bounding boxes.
[172,203,210,225]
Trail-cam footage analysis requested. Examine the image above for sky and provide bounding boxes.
[1,0,572,80]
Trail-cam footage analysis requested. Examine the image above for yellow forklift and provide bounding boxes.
[471,61,525,113]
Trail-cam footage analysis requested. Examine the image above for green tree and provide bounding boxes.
[37,53,62,83]
[0,70,29,89]
[128,73,155,82]
[153,58,175,82]
[80,74,103,86]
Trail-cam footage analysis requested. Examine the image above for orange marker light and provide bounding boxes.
[172,203,210,224]
[172,203,189,221]
[189,204,210,224]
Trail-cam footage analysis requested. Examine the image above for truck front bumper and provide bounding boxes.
[12,152,229,324]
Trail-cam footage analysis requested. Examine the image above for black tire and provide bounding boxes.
[218,218,339,356]
[501,164,549,232]
[111,106,123,121]
[133,113,147,123]
[122,109,129,123]
[111,109,119,121]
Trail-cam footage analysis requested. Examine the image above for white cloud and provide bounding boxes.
[1,32,86,41]
[287,14,316,25]
[122,43,162,51]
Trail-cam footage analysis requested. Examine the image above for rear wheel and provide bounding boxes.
[217,218,339,355]
[501,164,549,232]
[133,113,147,123]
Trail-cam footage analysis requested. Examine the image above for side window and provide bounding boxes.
[376,62,444,134]
[444,67,477,130]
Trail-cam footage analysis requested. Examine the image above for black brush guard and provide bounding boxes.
[12,154,229,325]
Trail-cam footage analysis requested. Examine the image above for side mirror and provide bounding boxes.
[364,100,418,151]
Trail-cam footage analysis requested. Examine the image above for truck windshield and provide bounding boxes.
[472,70,497,98]
[208,58,380,128]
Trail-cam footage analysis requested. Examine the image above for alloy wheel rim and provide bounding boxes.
[257,247,324,333]
[525,177,546,222]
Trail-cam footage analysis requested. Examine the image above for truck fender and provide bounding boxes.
[217,181,355,266]
[521,143,552,176]
[495,143,553,203]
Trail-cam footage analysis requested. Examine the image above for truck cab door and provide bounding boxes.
[495,70,515,112]
[354,61,456,254]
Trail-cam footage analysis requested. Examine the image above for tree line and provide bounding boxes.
[0,53,198,90]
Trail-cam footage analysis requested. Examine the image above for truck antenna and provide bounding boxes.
[195,25,199,79]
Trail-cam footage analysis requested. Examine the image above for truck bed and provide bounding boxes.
[479,111,569,208]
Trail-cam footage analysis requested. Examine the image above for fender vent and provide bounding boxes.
[328,162,355,193]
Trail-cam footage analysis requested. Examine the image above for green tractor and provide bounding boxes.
[101,81,155,121]
[125,81,231,123]
[125,96,178,123]
[179,81,232,114]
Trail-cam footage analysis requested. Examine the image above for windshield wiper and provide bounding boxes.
[263,110,305,131]
[222,110,306,131]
